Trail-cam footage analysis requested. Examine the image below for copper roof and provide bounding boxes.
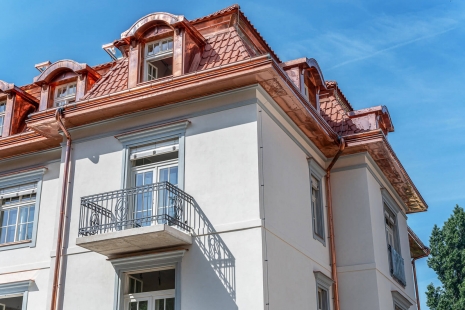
[83,59,128,100]
[320,93,360,136]
[190,4,240,23]
[196,28,251,70]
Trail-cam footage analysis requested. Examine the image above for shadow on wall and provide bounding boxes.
[191,199,236,301]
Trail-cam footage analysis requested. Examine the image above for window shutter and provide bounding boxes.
[130,139,179,161]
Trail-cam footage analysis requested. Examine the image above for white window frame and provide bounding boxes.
[0,101,6,137]
[391,290,412,310]
[144,37,174,82]
[314,271,332,310]
[308,158,326,246]
[115,121,188,192]
[0,280,33,310]
[0,168,45,251]
[111,251,184,310]
[54,82,77,107]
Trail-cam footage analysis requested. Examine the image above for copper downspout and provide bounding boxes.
[412,259,421,310]
[51,108,72,310]
[326,137,345,310]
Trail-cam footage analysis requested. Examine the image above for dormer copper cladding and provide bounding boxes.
[0,80,39,137]
[33,60,101,110]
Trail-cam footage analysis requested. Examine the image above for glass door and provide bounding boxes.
[157,165,178,224]
[134,170,154,227]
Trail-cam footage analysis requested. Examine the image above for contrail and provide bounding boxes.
[328,27,458,70]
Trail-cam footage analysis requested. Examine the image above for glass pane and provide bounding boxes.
[154,43,160,54]
[166,298,175,310]
[17,223,26,241]
[0,115,4,127]
[136,173,144,187]
[130,278,135,293]
[0,103,5,113]
[0,227,7,244]
[139,301,148,310]
[6,226,15,243]
[159,168,169,183]
[169,166,178,186]
[26,222,33,240]
[7,208,17,225]
[0,211,7,226]
[19,207,28,223]
[155,299,164,310]
[28,206,35,222]
[162,41,168,51]
[144,171,153,185]
[130,301,137,310]
[168,40,173,50]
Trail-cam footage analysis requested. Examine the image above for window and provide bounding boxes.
[0,183,37,245]
[112,250,184,310]
[317,287,328,310]
[311,175,325,242]
[54,82,77,106]
[124,269,175,310]
[130,138,179,227]
[391,290,412,310]
[0,102,5,136]
[0,280,32,310]
[385,206,397,251]
[144,38,174,81]
[314,271,332,310]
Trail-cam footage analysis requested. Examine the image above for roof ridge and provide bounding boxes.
[190,4,240,24]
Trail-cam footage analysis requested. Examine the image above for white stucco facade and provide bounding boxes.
[0,86,419,310]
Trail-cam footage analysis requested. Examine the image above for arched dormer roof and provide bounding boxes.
[305,58,326,90]
[120,12,205,46]
[281,57,327,90]
[33,60,100,86]
[0,80,38,104]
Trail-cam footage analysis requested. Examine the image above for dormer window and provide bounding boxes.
[54,82,77,107]
[144,37,174,81]
[0,102,5,136]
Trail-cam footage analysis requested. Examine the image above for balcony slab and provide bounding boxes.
[76,224,192,256]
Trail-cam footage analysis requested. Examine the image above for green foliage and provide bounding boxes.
[426,205,465,310]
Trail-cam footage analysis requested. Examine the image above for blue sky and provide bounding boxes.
[1,0,464,308]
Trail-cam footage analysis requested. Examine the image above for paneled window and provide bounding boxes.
[0,102,6,136]
[317,287,329,310]
[311,175,325,241]
[0,183,37,244]
[54,82,77,106]
[145,37,174,81]
[124,269,175,310]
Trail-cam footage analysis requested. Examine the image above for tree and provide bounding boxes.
[426,205,465,310]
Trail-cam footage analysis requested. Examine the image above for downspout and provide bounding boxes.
[326,137,345,310]
[51,108,72,310]
[412,258,421,310]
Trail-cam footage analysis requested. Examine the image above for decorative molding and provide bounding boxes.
[392,290,413,310]
[0,280,32,296]
[314,271,333,290]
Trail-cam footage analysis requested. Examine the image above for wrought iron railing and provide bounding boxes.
[78,182,194,236]
[388,245,406,286]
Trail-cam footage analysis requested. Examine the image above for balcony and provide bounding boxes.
[388,245,406,286]
[76,182,194,256]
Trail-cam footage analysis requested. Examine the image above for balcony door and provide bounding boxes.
[130,139,179,227]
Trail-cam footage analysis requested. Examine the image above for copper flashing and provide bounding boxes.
[33,60,101,86]
[408,226,430,259]
[121,12,205,47]
[0,80,39,104]
[281,58,327,90]
[344,130,428,212]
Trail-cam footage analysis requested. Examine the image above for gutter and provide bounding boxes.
[50,108,72,310]
[326,137,345,310]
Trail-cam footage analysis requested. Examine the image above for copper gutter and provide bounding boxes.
[50,108,72,310]
[326,137,345,310]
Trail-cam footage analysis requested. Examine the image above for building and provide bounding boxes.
[0,5,430,310]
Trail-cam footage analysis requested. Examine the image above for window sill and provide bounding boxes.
[0,239,32,249]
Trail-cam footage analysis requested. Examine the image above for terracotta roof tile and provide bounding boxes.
[320,95,360,136]
[82,59,129,100]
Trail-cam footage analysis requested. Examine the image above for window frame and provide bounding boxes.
[111,250,185,310]
[308,158,326,246]
[0,168,45,251]
[54,81,77,107]
[0,280,32,310]
[144,37,174,82]
[0,101,6,137]
[314,271,332,310]
[391,290,412,310]
[116,121,188,192]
